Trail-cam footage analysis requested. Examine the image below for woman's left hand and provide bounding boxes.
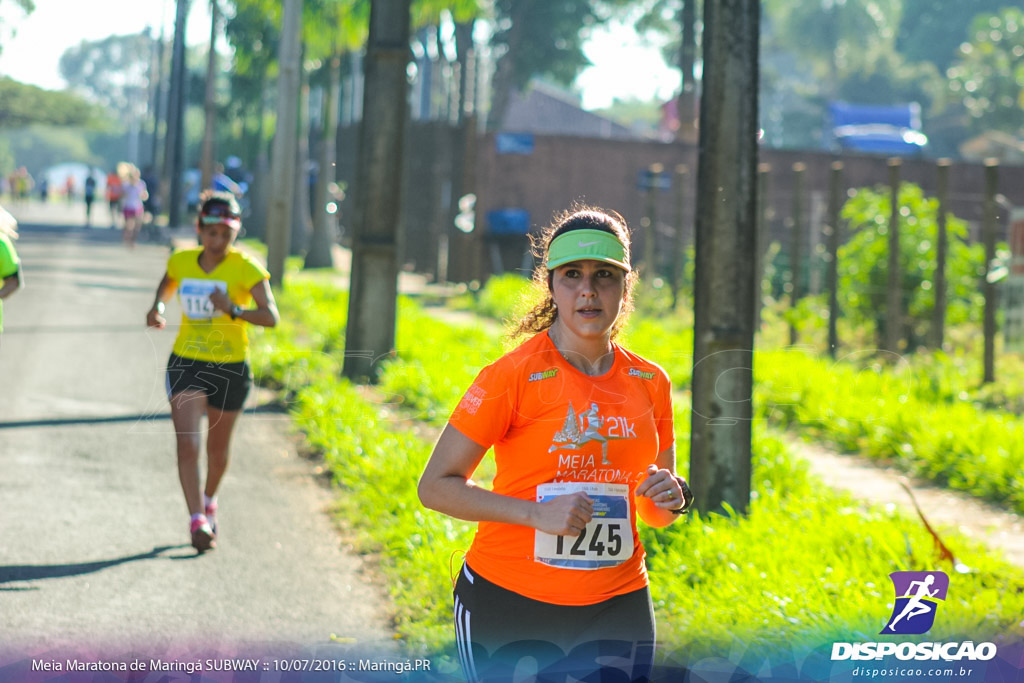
[208,288,232,314]
[636,464,692,511]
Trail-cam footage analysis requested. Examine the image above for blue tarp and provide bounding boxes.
[486,208,530,235]
[826,102,927,155]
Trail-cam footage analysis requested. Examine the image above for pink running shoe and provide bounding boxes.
[190,515,216,552]
[204,500,218,535]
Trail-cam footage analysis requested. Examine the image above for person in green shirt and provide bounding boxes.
[0,205,24,334]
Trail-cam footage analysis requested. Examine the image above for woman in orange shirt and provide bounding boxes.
[419,207,693,681]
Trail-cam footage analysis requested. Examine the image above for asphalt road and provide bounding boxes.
[0,209,400,670]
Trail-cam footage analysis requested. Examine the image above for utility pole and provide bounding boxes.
[690,0,759,515]
[342,0,412,382]
[266,0,303,288]
[164,0,191,229]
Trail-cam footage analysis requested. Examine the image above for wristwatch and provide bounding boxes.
[230,305,243,320]
[670,482,695,515]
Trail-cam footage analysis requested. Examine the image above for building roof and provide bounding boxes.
[500,81,648,140]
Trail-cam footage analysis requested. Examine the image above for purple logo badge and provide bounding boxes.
[881,571,949,635]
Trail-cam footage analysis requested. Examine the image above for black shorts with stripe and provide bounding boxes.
[165,352,252,411]
[453,563,655,682]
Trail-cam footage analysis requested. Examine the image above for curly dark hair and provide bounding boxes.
[509,206,637,341]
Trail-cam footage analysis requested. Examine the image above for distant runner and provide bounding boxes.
[418,207,694,681]
[119,163,148,248]
[106,169,123,229]
[84,172,97,227]
[145,191,279,552]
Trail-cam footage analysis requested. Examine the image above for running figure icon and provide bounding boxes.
[886,574,938,632]
[548,402,613,464]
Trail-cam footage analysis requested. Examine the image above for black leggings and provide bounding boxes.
[453,563,655,683]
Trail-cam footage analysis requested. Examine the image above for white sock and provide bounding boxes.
[203,494,217,510]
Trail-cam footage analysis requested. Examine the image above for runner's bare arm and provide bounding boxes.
[208,279,279,327]
[0,269,22,299]
[635,446,689,528]
[146,271,176,328]
[419,424,593,536]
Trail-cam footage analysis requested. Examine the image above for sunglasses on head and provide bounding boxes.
[201,203,240,219]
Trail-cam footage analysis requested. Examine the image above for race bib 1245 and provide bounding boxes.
[534,482,633,570]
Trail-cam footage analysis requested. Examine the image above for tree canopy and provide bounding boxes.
[59,32,153,125]
[0,77,98,128]
[947,7,1024,137]
[0,0,34,57]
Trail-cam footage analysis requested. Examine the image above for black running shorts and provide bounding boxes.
[453,562,655,682]
[165,352,252,411]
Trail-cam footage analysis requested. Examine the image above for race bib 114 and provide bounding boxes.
[179,278,228,320]
[534,482,633,570]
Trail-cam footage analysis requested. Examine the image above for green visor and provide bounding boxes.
[546,229,630,272]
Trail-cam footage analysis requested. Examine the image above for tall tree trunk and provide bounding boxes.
[789,161,806,345]
[266,0,303,288]
[454,19,475,125]
[200,0,220,192]
[982,159,999,383]
[486,1,527,131]
[290,58,313,255]
[342,0,411,382]
[884,158,902,353]
[676,0,698,142]
[149,26,167,172]
[143,29,160,169]
[690,0,759,516]
[448,20,477,282]
[826,161,843,357]
[164,0,191,228]
[247,82,271,241]
[306,53,341,269]
[415,26,432,120]
[932,158,951,350]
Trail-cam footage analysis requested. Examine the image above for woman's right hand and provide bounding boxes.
[532,491,594,536]
[146,307,165,329]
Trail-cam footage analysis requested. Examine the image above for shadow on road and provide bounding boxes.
[0,404,285,430]
[13,222,172,246]
[0,412,173,430]
[3,324,181,335]
[0,544,195,589]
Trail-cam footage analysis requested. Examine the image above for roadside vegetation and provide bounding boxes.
[250,272,1024,666]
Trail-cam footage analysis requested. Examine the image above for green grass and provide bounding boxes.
[250,274,1024,666]
[756,348,1024,513]
[498,277,1024,515]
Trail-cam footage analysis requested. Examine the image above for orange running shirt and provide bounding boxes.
[449,330,674,606]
